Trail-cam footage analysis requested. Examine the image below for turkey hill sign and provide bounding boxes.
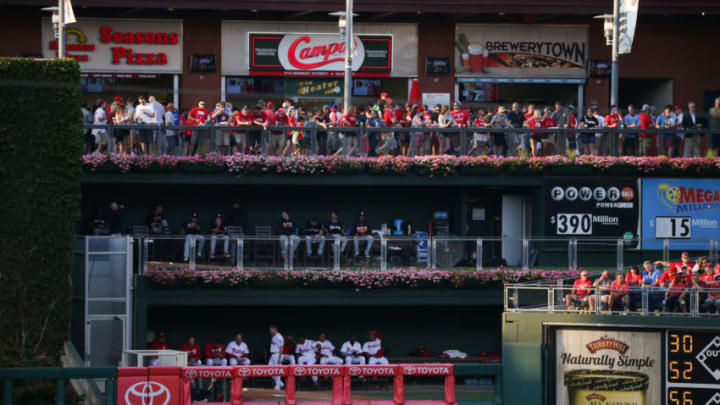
[249,32,391,77]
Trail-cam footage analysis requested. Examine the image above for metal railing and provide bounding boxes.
[83,123,717,157]
[133,234,719,272]
[504,283,720,318]
[0,367,116,405]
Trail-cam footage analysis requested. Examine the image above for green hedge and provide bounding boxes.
[0,58,82,365]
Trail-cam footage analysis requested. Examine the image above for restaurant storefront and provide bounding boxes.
[454,24,588,111]
[41,18,183,107]
[220,21,417,110]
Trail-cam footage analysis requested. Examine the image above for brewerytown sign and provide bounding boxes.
[249,33,392,77]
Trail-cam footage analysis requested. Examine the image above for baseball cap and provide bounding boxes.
[385,98,393,104]
[191,212,199,218]
[641,104,650,111]
[423,112,432,119]
[650,105,657,111]
[158,332,165,337]
[216,213,223,218]
[277,108,285,114]
[674,105,682,111]
[358,210,366,217]
[266,101,273,106]
[380,92,388,98]
[114,96,124,103]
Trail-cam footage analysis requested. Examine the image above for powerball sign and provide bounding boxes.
[641,178,720,249]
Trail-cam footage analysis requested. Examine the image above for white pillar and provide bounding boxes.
[173,74,179,108]
[221,75,226,102]
[577,83,584,117]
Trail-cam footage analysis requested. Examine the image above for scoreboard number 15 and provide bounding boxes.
[655,217,691,239]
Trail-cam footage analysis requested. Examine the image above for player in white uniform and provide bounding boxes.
[226,334,251,366]
[269,325,285,390]
[295,336,319,384]
[316,333,343,365]
[340,336,365,365]
[362,331,389,365]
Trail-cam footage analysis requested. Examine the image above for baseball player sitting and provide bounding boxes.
[341,336,365,365]
[282,335,297,365]
[181,336,202,366]
[226,333,251,366]
[316,333,343,365]
[295,336,319,385]
[148,332,170,366]
[363,331,389,365]
[205,338,228,366]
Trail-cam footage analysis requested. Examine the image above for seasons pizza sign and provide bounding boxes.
[249,33,392,77]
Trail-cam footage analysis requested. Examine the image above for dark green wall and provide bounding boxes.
[147,305,503,359]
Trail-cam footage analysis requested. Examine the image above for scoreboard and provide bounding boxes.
[666,331,720,405]
[550,326,720,405]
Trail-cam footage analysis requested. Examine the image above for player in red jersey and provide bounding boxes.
[181,336,202,366]
[205,337,227,366]
[148,332,170,366]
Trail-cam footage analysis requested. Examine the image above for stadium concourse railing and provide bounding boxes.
[504,280,720,318]
[134,235,719,273]
[82,123,716,157]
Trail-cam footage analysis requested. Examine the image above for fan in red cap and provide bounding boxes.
[362,330,388,365]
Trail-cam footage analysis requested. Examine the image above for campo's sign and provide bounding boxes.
[455,24,588,78]
[249,33,392,77]
[41,18,183,73]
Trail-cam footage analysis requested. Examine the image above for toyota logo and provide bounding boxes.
[125,381,170,405]
[295,367,307,376]
[184,369,197,379]
[349,367,362,376]
[238,367,252,377]
[403,365,416,375]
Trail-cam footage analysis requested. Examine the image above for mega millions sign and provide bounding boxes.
[641,178,720,249]
[249,33,392,77]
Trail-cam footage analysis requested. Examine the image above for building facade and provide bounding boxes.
[2,1,719,112]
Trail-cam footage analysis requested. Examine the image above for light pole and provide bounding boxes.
[330,6,357,112]
[42,5,65,58]
[595,0,620,107]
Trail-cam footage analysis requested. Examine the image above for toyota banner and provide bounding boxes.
[544,178,640,240]
[249,33,392,77]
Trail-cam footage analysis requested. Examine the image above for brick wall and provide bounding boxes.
[179,19,222,110]
[0,14,41,57]
[416,21,455,102]
[586,20,720,108]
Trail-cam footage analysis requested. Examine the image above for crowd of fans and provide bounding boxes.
[149,327,388,388]
[565,253,720,314]
[82,93,720,158]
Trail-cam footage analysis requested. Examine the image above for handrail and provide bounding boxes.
[0,367,116,405]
